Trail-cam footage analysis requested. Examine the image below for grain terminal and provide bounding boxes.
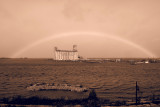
[54,45,79,61]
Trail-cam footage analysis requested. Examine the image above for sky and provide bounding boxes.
[0,0,160,58]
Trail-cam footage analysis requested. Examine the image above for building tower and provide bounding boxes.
[73,45,77,51]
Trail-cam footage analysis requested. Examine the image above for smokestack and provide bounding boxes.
[73,45,77,51]
[54,47,58,51]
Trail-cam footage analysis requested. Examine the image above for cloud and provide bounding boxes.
[0,0,160,57]
[62,0,92,21]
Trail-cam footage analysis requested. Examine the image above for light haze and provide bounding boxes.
[0,0,160,58]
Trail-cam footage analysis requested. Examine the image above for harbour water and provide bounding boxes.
[0,58,160,101]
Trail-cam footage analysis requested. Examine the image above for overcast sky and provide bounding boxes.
[0,0,160,58]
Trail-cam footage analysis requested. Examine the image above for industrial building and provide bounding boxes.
[54,45,79,61]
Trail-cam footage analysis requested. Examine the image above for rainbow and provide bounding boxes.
[11,32,157,58]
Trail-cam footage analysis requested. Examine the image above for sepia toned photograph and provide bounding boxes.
[0,0,160,107]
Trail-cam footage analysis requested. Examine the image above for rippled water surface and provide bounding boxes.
[0,58,160,101]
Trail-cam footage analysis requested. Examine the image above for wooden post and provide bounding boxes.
[136,81,138,105]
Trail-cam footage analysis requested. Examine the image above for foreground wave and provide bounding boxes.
[27,83,88,92]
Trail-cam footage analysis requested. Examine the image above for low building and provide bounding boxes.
[54,45,79,61]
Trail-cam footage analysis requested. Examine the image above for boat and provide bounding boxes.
[27,83,88,92]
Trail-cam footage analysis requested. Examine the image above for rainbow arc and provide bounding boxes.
[11,32,157,58]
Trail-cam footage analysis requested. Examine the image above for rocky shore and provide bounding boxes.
[1,90,160,107]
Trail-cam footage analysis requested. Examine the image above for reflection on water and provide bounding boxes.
[0,58,160,101]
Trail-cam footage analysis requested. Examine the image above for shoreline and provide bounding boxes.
[1,93,160,107]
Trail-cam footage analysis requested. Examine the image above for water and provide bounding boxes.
[0,58,160,101]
